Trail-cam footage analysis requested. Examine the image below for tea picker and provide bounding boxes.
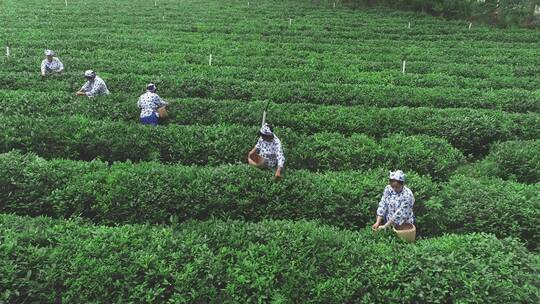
[41,49,64,77]
[76,70,110,97]
[137,83,168,126]
[247,100,286,179]
[372,170,416,242]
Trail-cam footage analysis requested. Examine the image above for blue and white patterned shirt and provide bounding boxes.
[255,136,285,168]
[377,185,415,226]
[41,57,64,75]
[80,76,110,97]
[137,91,168,118]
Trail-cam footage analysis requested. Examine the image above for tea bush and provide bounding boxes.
[0,214,538,303]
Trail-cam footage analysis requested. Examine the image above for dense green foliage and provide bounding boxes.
[2,151,539,249]
[1,214,539,303]
[2,73,540,111]
[483,140,540,183]
[0,114,465,178]
[2,1,538,110]
[0,151,436,230]
[3,91,539,156]
[421,174,540,248]
[457,139,540,183]
[1,0,539,300]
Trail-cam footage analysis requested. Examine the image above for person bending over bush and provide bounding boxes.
[137,83,168,126]
[76,70,110,97]
[40,49,64,77]
[372,170,415,231]
[247,123,285,179]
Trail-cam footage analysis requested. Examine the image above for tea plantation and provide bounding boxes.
[1,0,539,302]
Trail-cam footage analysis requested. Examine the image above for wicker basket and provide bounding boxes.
[248,152,266,167]
[393,223,416,243]
[157,106,168,119]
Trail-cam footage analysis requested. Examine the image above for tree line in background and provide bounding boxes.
[335,0,539,27]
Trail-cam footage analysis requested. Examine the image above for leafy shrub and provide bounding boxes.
[1,90,538,156]
[2,74,539,112]
[484,139,540,183]
[420,175,540,249]
[0,151,436,230]
[2,151,539,248]
[0,214,538,303]
[0,115,464,178]
[457,139,540,184]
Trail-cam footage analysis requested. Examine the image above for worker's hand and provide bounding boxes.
[274,168,282,180]
[378,224,389,231]
[371,223,380,231]
[76,91,86,96]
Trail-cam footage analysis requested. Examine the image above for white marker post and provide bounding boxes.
[402,60,406,74]
[468,22,472,30]
[209,54,212,66]
[248,1,250,6]
[154,0,157,7]
[261,111,266,127]
[6,46,10,57]
[333,2,336,8]
[261,100,270,127]
[289,18,292,26]
[408,21,411,29]
[162,14,165,21]
[65,0,67,6]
